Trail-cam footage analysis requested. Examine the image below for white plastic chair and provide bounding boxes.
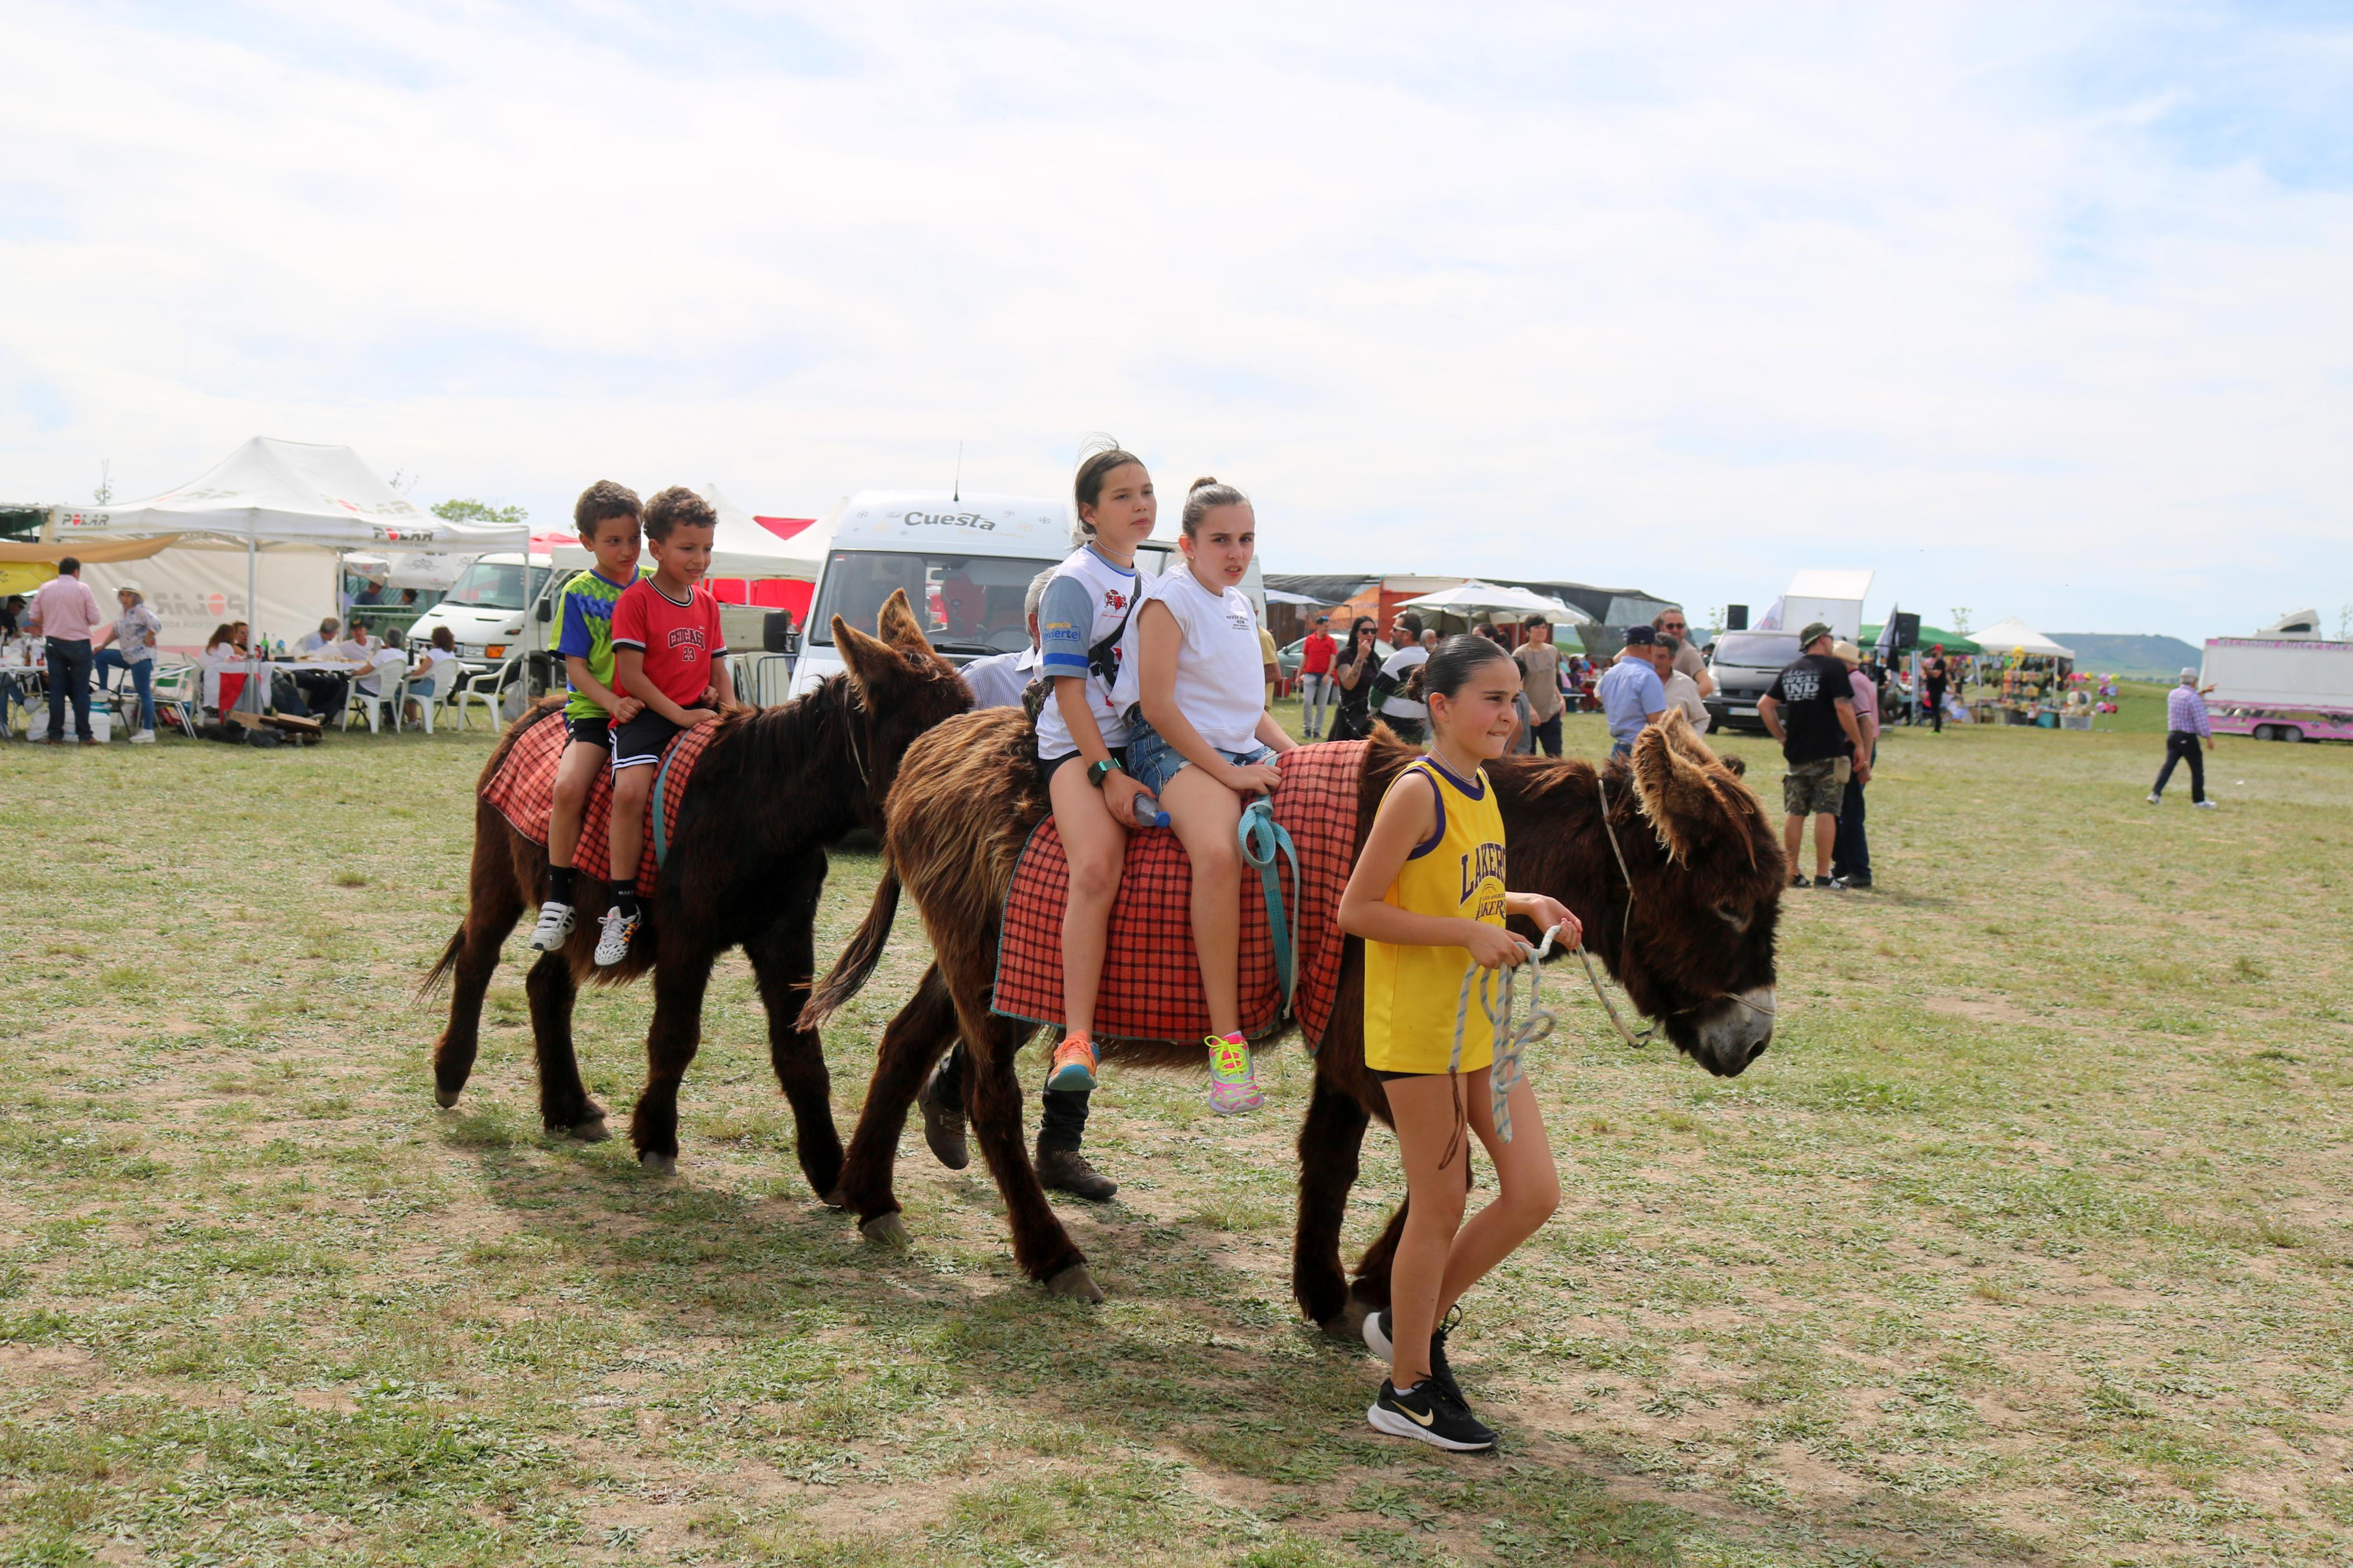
[343,666,403,734]
[449,664,502,730]
[402,657,462,734]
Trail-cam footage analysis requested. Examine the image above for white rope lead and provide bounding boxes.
[1449,924,1564,1146]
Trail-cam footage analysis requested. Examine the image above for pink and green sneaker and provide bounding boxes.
[1206,1033,1263,1115]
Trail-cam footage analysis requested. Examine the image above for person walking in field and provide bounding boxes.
[1512,614,1566,756]
[1756,622,1872,888]
[1338,634,1578,1451]
[2148,668,2217,809]
[1920,644,1951,733]
[1297,613,1337,739]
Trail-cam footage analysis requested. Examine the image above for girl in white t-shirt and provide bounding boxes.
[1029,444,1162,1107]
[1120,478,1297,1114]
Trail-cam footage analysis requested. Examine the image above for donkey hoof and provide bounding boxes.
[567,1116,611,1143]
[434,1087,461,1109]
[1045,1263,1105,1304]
[1319,1296,1372,1343]
[859,1211,909,1246]
[821,1186,848,1210]
[638,1150,678,1177]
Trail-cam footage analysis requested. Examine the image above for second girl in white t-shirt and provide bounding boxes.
[1118,477,1297,1114]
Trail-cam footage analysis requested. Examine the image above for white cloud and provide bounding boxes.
[2,0,2347,638]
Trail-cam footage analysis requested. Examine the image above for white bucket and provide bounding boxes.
[27,708,113,742]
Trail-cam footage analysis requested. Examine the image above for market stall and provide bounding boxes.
[1973,617,2077,727]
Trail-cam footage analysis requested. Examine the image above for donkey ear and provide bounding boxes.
[833,618,896,691]
[1630,715,1734,864]
[875,588,934,654]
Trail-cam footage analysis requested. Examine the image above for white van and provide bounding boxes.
[785,490,1267,699]
[407,550,553,671]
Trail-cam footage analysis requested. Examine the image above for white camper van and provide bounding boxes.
[785,490,1269,701]
[407,550,553,671]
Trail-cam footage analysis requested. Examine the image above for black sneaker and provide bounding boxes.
[1365,1305,1467,1410]
[1368,1379,1496,1452]
[1790,873,1811,888]
[1818,876,1848,891]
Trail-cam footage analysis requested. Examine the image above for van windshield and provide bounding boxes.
[442,560,548,612]
[1712,632,1802,669]
[808,550,1062,656]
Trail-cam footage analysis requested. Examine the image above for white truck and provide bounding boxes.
[2200,637,2353,743]
[785,489,1265,700]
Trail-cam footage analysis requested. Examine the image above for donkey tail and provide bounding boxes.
[417,924,467,1001]
[798,868,901,1029]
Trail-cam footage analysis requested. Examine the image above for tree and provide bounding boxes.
[1949,606,1972,636]
[93,460,112,506]
[432,499,528,527]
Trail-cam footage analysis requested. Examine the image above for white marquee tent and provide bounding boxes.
[1974,617,2075,660]
[1397,579,1591,624]
[43,436,527,659]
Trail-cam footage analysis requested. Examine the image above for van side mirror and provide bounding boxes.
[763,612,800,655]
[535,599,552,623]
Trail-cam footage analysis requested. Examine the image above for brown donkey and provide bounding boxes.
[423,591,971,1191]
[803,707,1785,1317]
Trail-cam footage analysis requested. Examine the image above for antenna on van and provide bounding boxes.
[952,442,963,503]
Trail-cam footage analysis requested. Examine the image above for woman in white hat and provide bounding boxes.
[92,580,164,743]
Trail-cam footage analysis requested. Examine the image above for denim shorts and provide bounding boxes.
[1124,714,1274,798]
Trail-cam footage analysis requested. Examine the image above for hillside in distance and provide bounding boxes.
[2052,632,2204,678]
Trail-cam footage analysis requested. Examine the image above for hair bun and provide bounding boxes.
[1189,475,1219,493]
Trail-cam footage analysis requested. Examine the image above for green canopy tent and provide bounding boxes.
[1863,623,1979,656]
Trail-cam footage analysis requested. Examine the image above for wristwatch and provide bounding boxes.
[1087,758,1122,788]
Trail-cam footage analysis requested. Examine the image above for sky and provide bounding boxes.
[3,1,2349,642]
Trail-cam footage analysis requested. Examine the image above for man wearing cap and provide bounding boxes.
[2148,669,2217,809]
[91,580,164,744]
[25,556,105,745]
[1297,611,1337,739]
[1756,623,1872,888]
[1597,624,1668,758]
[1829,640,1879,887]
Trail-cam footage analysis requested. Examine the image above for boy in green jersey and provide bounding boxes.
[528,481,645,952]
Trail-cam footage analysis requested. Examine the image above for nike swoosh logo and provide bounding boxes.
[1397,1399,1435,1427]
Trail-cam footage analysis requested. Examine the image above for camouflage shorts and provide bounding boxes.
[1781,756,1850,816]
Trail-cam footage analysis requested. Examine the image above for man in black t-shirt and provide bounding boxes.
[1756,623,1871,889]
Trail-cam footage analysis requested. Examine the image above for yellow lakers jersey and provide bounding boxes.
[1362,756,1509,1075]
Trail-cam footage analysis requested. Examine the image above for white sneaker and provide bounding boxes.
[2194,799,2219,810]
[527,901,576,952]
[129,728,156,745]
[2145,792,2160,805]
[594,905,640,966]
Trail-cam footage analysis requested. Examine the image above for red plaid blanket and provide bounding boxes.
[992,741,1367,1047]
[480,708,716,897]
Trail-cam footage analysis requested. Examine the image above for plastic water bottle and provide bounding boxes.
[1130,790,1169,830]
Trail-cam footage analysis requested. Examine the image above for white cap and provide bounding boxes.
[2180,667,2197,681]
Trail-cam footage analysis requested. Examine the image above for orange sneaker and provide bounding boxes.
[1046,1034,1098,1092]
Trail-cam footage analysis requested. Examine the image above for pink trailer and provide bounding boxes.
[2201,638,2353,743]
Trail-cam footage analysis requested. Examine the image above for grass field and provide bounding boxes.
[5,683,2351,1566]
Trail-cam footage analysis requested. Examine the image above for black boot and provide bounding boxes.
[916,1050,968,1171]
[1037,1142,1117,1201]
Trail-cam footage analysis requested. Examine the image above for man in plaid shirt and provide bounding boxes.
[2148,668,2217,809]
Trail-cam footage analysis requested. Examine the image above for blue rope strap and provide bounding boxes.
[650,735,693,871]
[1238,798,1301,1018]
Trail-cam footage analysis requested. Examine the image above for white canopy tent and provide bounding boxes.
[1975,617,2075,660]
[1397,579,1592,624]
[44,436,527,685]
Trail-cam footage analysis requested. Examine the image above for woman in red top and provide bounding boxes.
[1297,612,1338,739]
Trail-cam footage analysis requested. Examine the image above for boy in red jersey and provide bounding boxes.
[594,486,733,965]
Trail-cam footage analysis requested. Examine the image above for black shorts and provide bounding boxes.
[610,709,683,773]
[1373,1068,1449,1082]
[1035,744,1126,791]
[564,713,611,748]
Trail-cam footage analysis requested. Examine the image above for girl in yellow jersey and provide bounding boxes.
[1338,635,1580,1452]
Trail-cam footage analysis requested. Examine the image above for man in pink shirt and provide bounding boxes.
[27,557,105,744]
